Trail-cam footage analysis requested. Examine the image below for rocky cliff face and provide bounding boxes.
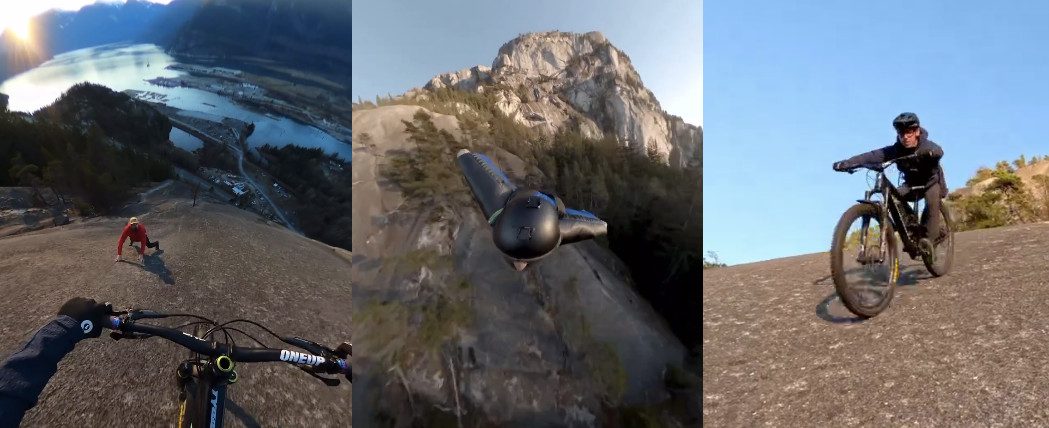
[352,105,689,427]
[414,31,702,168]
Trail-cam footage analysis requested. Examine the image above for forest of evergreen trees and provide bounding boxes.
[255,144,351,250]
[1,84,173,214]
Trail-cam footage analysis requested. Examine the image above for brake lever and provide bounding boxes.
[298,366,340,386]
[282,336,334,356]
[110,307,154,318]
[335,342,352,358]
[109,331,152,341]
[107,304,129,316]
[128,310,166,320]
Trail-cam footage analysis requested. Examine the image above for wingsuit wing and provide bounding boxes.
[559,208,608,245]
[456,149,517,221]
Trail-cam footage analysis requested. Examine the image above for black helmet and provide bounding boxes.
[893,112,920,131]
[491,190,561,262]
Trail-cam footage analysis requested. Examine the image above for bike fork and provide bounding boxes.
[856,216,885,265]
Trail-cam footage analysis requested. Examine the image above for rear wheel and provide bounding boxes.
[923,200,955,276]
[830,203,900,318]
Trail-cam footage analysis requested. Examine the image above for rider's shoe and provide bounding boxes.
[856,254,880,264]
[856,246,883,264]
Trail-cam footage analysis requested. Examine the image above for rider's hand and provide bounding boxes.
[58,297,111,339]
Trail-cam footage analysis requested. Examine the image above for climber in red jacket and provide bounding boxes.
[115,217,160,261]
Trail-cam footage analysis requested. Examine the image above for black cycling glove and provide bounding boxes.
[58,297,111,339]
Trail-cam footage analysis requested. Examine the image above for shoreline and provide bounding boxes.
[154,59,353,147]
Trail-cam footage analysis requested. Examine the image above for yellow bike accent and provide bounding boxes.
[215,355,234,372]
[177,399,187,427]
[892,257,899,283]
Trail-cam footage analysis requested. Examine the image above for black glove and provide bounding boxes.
[833,160,852,172]
[916,148,936,159]
[58,297,111,338]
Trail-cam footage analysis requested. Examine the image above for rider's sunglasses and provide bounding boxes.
[896,126,919,136]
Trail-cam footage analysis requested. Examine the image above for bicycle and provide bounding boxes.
[830,153,955,317]
[104,306,352,427]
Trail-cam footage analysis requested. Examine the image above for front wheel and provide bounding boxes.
[830,203,900,318]
[178,324,216,428]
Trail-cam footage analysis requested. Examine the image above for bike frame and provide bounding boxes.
[178,357,231,428]
[853,157,925,260]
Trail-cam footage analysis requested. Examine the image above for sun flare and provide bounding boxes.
[8,19,32,42]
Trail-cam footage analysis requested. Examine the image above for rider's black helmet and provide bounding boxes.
[892,112,920,132]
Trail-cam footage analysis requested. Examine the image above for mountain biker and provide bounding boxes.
[832,112,947,255]
[0,297,110,427]
[116,217,160,262]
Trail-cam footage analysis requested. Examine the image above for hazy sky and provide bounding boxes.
[0,0,172,39]
[351,0,703,126]
[705,1,1049,266]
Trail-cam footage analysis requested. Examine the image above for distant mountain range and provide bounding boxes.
[0,0,201,79]
[168,0,351,87]
[0,0,350,87]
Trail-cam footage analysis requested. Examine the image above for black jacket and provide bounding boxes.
[843,128,947,196]
[0,316,83,427]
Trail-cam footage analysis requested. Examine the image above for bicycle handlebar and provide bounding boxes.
[106,313,351,380]
[846,153,922,173]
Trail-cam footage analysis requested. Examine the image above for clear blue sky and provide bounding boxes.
[351,0,702,126]
[704,1,1049,266]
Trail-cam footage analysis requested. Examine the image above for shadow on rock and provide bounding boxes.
[816,264,932,323]
[121,249,174,285]
[225,398,261,428]
[815,293,868,324]
[897,265,931,287]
